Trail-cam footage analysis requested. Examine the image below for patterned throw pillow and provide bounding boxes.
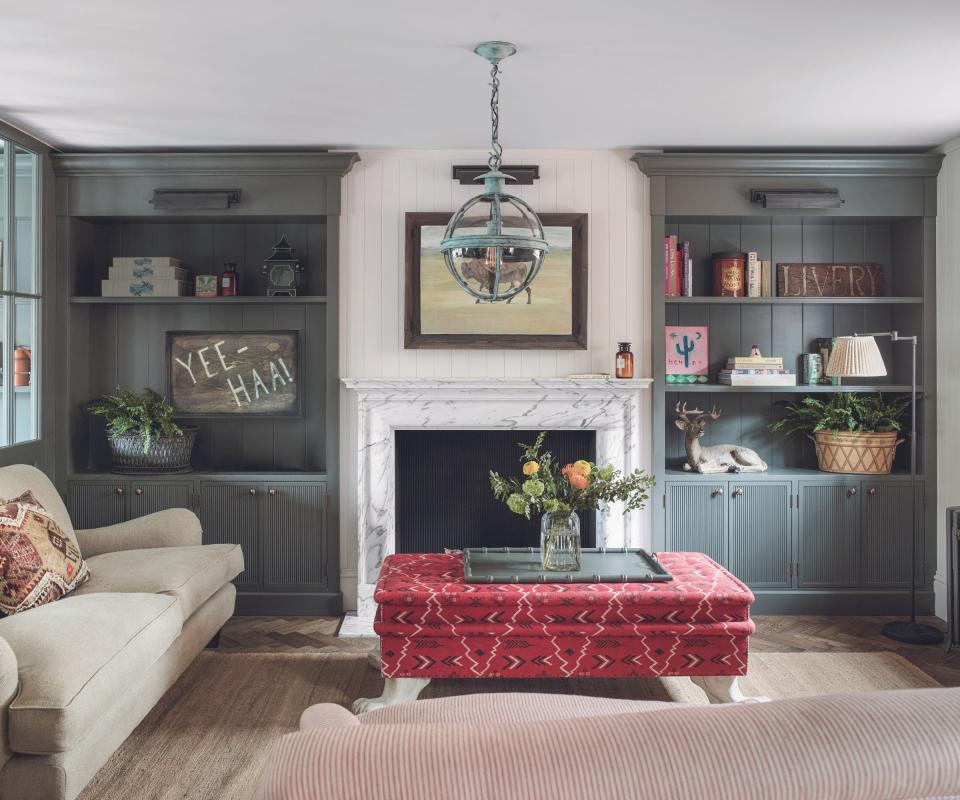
[0,490,89,615]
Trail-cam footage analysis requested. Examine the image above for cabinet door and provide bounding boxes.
[199,482,261,589]
[664,483,727,565]
[727,482,793,588]
[798,482,861,587]
[128,482,193,520]
[262,482,327,592]
[862,481,923,587]
[67,481,127,529]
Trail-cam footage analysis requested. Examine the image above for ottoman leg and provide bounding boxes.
[690,675,770,704]
[352,677,431,715]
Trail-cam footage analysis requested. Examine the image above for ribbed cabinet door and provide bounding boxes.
[798,482,861,587]
[862,481,921,587]
[128,482,192,520]
[67,481,127,529]
[728,483,792,588]
[664,483,727,565]
[262,483,326,591]
[199,482,261,589]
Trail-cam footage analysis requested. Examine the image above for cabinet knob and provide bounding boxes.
[134,487,144,496]
[847,487,857,498]
[732,487,743,497]
[248,488,257,497]
[712,487,724,498]
[115,486,124,495]
[268,488,277,497]
[868,487,877,496]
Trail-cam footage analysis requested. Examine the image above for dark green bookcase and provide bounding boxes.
[633,152,942,614]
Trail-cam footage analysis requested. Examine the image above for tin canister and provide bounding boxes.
[800,353,823,385]
[712,252,746,297]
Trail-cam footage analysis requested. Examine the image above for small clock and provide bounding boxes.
[262,235,304,297]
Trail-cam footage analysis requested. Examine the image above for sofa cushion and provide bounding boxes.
[0,491,89,615]
[72,543,243,619]
[0,592,182,754]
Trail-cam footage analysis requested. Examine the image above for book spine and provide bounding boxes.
[681,241,691,296]
[760,260,772,297]
[747,251,761,297]
[668,235,679,296]
[663,237,672,296]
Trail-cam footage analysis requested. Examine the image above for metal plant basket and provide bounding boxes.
[108,427,198,474]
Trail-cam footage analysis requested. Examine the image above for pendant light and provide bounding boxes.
[440,41,549,303]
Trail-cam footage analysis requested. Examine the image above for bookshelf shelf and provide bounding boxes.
[664,296,923,305]
[663,383,918,394]
[70,295,328,305]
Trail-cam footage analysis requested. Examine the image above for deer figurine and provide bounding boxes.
[674,402,768,474]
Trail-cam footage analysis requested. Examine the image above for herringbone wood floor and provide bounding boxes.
[221,614,960,687]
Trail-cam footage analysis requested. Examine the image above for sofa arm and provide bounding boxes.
[0,636,18,772]
[76,508,203,557]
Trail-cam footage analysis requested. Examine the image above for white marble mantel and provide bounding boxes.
[342,377,653,620]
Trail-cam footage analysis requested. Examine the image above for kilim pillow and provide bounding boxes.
[0,490,89,615]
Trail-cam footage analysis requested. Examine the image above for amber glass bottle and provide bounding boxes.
[615,342,634,379]
[219,263,239,297]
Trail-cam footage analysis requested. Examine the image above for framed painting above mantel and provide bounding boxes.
[404,212,588,349]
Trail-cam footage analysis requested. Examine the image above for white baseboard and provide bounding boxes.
[339,612,376,638]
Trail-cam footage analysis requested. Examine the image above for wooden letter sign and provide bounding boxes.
[776,263,885,297]
[167,330,300,416]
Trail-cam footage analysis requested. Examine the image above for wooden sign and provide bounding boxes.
[167,330,300,416]
[776,263,885,297]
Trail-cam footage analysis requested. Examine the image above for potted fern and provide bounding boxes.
[88,388,197,474]
[769,393,910,474]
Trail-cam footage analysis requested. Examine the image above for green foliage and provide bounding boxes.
[87,387,184,454]
[769,392,911,438]
[490,431,656,519]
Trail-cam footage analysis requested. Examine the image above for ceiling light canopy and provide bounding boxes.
[440,42,549,303]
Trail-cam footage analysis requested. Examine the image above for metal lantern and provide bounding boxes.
[440,42,549,303]
[262,235,303,297]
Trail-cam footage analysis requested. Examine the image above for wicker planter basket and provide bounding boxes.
[108,428,198,474]
[810,430,903,475]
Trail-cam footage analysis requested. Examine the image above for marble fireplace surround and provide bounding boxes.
[342,377,653,621]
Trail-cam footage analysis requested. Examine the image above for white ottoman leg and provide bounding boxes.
[352,677,431,714]
[690,675,769,704]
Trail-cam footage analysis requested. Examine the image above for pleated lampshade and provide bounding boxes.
[825,335,888,378]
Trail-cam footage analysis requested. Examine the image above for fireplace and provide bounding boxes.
[342,377,652,621]
[395,429,597,553]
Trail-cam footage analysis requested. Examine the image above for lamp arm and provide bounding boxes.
[855,330,917,344]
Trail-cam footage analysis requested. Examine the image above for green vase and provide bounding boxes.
[540,510,582,572]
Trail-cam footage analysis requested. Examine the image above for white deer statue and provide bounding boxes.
[674,402,768,474]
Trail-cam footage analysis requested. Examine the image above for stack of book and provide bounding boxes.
[102,257,189,297]
[719,355,796,386]
[745,251,774,297]
[663,235,693,297]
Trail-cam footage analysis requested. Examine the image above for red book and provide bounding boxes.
[663,237,672,296]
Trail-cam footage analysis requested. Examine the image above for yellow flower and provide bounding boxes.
[522,460,540,476]
[572,460,592,476]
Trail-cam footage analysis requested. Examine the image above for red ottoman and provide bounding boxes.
[354,552,763,712]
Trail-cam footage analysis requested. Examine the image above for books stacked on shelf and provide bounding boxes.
[719,355,796,386]
[102,257,189,297]
[663,235,693,297]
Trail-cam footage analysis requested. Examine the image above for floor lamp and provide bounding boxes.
[826,332,943,646]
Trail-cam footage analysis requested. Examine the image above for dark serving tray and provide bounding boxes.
[461,547,673,584]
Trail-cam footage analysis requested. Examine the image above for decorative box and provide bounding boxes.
[194,275,219,297]
[108,265,187,281]
[101,279,188,297]
[111,256,182,268]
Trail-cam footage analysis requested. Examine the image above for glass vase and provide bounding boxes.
[540,510,582,572]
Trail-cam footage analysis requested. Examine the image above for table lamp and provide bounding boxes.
[826,332,942,645]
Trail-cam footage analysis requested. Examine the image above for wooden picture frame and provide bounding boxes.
[166,330,301,417]
[404,212,588,349]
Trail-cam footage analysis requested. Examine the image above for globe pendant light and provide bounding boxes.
[440,41,550,303]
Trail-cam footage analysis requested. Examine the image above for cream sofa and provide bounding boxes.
[259,689,960,799]
[0,465,243,800]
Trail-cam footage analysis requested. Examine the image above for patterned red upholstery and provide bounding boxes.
[375,552,754,680]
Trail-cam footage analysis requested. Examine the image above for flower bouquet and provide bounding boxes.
[490,432,656,571]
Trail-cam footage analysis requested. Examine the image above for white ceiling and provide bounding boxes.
[2,0,959,151]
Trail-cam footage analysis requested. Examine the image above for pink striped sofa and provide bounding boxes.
[258,688,960,800]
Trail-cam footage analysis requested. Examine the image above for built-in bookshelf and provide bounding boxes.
[633,151,942,614]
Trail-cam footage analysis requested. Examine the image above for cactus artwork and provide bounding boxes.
[665,326,708,376]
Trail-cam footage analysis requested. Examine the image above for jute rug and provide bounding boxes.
[78,650,940,800]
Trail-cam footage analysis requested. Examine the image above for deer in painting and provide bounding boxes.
[459,259,533,304]
[674,402,768,474]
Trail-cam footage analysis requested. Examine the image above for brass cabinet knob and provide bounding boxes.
[115,486,124,495]
[868,487,877,496]
[248,488,257,497]
[134,487,144,496]
[268,488,277,497]
[732,487,744,498]
[847,487,857,498]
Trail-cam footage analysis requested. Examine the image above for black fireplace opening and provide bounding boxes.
[395,429,597,553]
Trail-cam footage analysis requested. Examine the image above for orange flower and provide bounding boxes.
[572,460,592,476]
[522,460,540,476]
[568,472,589,490]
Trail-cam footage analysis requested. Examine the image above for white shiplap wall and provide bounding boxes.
[338,149,652,609]
[936,137,960,619]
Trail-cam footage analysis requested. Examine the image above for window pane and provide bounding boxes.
[0,141,6,291]
[0,296,7,447]
[13,297,37,443]
[15,147,38,295]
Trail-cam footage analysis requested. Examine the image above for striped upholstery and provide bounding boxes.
[259,688,960,800]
